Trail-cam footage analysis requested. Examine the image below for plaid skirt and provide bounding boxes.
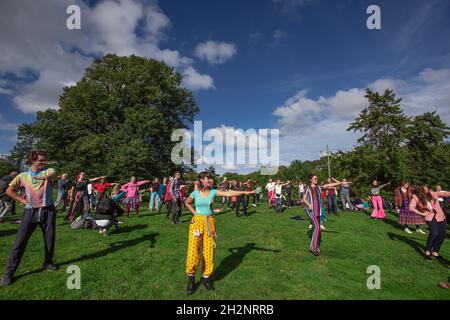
[123,195,140,206]
[398,199,425,225]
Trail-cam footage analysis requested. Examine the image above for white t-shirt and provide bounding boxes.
[299,184,305,193]
[266,182,275,192]
[274,185,283,198]
[87,183,93,195]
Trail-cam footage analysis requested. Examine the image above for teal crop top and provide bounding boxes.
[190,189,218,215]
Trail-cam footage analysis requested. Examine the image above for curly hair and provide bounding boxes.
[25,150,47,165]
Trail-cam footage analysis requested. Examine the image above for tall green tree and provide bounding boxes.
[347,88,411,184]
[13,54,199,180]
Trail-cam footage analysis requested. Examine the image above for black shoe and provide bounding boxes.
[424,254,433,262]
[0,275,13,287]
[187,276,195,294]
[202,277,215,291]
[44,264,58,272]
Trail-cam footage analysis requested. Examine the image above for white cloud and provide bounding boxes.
[273,68,450,164]
[182,66,214,91]
[194,41,237,65]
[0,0,214,114]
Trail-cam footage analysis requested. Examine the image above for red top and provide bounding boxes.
[93,183,112,193]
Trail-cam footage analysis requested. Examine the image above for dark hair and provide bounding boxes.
[197,171,214,191]
[307,173,316,183]
[413,184,432,206]
[26,150,47,165]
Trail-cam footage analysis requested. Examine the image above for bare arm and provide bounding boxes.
[323,182,342,189]
[216,190,256,197]
[6,186,27,205]
[185,196,196,215]
[409,197,428,217]
[89,176,106,182]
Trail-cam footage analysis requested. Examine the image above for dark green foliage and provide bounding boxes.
[12,54,199,181]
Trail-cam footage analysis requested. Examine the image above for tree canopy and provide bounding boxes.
[12,54,199,181]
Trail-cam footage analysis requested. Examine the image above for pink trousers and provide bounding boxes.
[371,195,385,219]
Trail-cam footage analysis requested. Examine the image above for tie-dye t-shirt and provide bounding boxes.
[9,168,56,209]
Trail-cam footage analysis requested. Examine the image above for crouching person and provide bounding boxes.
[95,198,123,236]
[0,150,57,286]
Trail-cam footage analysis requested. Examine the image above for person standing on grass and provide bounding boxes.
[149,178,160,212]
[395,182,426,234]
[326,177,339,216]
[234,181,249,217]
[303,174,344,256]
[0,150,57,287]
[298,180,305,203]
[54,174,70,213]
[409,185,450,262]
[121,177,150,218]
[155,177,167,213]
[170,171,186,225]
[66,173,104,222]
[370,180,391,220]
[219,176,230,209]
[0,171,19,223]
[285,182,293,208]
[274,180,291,213]
[184,171,256,294]
[265,178,276,209]
[93,177,118,205]
[338,178,353,211]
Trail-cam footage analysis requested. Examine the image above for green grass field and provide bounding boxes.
[0,201,449,300]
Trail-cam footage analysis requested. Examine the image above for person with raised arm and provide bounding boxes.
[1,150,57,286]
[184,171,256,294]
[121,176,150,218]
[274,179,291,213]
[303,174,345,256]
[370,180,391,220]
[66,173,105,222]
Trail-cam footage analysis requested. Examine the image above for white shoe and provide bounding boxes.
[404,227,413,234]
[416,229,426,235]
[320,225,326,230]
[309,224,312,229]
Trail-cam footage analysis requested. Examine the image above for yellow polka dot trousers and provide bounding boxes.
[185,215,216,277]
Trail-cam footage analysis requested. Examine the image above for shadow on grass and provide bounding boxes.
[111,224,148,234]
[0,229,17,237]
[15,233,159,281]
[213,243,281,282]
[387,232,449,268]
[383,217,405,231]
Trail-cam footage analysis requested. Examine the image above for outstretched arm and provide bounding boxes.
[89,175,106,182]
[323,182,342,189]
[217,190,256,198]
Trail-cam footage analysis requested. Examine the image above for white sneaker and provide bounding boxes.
[417,229,426,235]
[309,224,312,229]
[404,227,413,234]
[320,225,326,230]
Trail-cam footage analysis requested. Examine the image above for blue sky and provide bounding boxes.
[1,0,450,172]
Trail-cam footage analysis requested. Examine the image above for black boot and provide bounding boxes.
[187,276,195,294]
[202,277,215,291]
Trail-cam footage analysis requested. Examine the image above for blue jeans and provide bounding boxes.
[150,192,160,210]
[275,197,283,212]
[328,195,338,214]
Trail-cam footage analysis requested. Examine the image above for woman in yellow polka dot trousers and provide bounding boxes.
[184,171,256,294]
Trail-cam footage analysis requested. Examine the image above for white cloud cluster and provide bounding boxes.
[0,0,220,114]
[273,68,450,163]
[194,41,237,65]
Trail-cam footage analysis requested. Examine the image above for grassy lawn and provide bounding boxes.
[0,201,449,300]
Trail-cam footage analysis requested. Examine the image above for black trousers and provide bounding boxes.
[245,194,256,205]
[235,196,248,216]
[6,205,56,278]
[426,218,447,253]
[171,197,182,223]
